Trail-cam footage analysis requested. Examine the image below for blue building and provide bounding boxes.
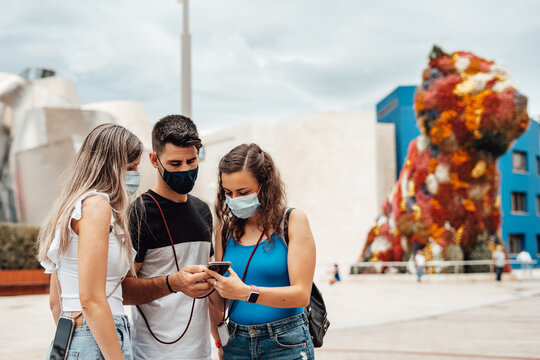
[376,86,417,178]
[377,86,540,267]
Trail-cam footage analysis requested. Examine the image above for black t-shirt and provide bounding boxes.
[129,190,214,263]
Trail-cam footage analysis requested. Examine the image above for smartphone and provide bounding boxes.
[207,261,232,276]
[49,317,75,360]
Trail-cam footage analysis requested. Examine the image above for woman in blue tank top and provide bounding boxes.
[205,143,316,360]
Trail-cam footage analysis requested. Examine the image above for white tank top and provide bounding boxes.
[41,190,134,315]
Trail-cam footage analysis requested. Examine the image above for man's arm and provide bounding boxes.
[122,263,214,305]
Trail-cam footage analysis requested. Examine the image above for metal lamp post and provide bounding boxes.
[177,0,192,118]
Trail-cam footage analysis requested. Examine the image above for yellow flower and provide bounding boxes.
[411,204,422,221]
[408,180,416,197]
[450,173,469,189]
[451,149,470,165]
[400,198,407,211]
[461,89,492,133]
[455,226,464,244]
[430,110,457,144]
[471,161,487,178]
[462,199,476,212]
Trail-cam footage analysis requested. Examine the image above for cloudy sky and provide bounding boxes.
[1,0,539,132]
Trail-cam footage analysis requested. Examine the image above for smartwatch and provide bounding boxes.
[246,285,259,303]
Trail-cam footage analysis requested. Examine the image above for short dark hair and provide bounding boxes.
[152,115,202,154]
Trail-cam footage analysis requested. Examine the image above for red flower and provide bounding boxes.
[413,167,429,188]
[435,183,453,204]
[479,61,492,73]
[431,204,449,227]
[429,55,454,74]
[461,218,479,251]
[438,230,453,249]
[451,114,470,143]
[422,74,461,111]
[495,89,516,127]
[447,198,466,226]
[455,160,475,181]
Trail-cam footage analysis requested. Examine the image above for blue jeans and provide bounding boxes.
[223,312,314,360]
[46,315,133,360]
[496,266,503,281]
[417,266,424,282]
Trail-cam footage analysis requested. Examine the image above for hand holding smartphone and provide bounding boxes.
[207,261,231,276]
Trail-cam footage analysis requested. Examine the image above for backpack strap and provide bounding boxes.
[282,207,295,246]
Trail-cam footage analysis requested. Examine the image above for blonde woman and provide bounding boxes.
[37,124,143,359]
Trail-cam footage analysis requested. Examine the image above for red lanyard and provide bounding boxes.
[143,192,179,270]
[135,192,194,344]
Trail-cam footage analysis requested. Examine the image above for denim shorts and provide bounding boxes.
[46,315,133,360]
[223,312,314,360]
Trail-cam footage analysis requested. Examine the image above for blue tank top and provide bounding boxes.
[223,230,304,325]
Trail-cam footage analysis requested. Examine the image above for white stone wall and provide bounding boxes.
[193,111,396,280]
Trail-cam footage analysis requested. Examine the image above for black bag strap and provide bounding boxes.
[283,207,295,246]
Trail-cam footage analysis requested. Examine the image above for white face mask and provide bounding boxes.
[225,191,261,219]
[125,171,141,195]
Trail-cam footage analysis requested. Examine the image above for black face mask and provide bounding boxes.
[157,156,198,195]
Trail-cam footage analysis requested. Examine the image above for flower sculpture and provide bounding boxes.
[360,46,529,269]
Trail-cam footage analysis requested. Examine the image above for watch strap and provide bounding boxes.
[247,285,259,303]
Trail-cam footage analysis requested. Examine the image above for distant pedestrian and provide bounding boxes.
[492,245,506,282]
[330,263,341,285]
[516,250,533,277]
[415,250,426,282]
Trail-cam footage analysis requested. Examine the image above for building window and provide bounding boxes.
[512,151,527,172]
[508,234,524,255]
[377,99,398,119]
[537,156,540,176]
[511,192,527,213]
[537,235,540,256]
[537,195,540,215]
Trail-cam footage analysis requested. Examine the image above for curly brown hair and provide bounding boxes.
[215,143,286,244]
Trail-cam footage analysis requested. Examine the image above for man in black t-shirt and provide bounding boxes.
[122,115,216,360]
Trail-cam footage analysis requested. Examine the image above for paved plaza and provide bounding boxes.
[1,270,539,359]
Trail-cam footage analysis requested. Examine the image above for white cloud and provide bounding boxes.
[1,0,539,130]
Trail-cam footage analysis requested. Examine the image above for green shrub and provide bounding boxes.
[443,243,465,273]
[464,241,492,273]
[0,223,41,270]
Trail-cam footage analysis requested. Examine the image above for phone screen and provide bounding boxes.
[207,261,231,276]
[50,317,74,360]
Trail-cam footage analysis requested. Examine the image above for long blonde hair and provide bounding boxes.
[37,123,143,274]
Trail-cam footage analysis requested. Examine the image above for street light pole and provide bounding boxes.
[178,0,192,118]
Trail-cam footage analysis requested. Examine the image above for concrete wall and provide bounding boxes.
[82,101,153,149]
[193,111,396,280]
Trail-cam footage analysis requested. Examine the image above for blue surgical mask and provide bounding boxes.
[226,191,261,219]
[157,156,198,195]
[125,171,140,195]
